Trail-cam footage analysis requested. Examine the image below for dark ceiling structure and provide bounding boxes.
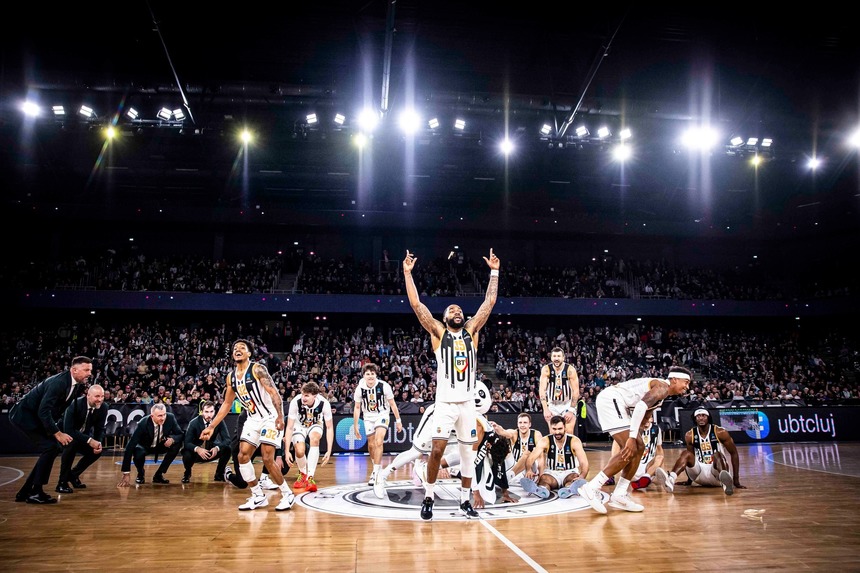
[2,2,859,239]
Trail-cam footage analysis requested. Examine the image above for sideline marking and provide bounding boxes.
[479,519,548,573]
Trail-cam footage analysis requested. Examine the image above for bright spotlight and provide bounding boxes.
[454,118,466,130]
[79,105,95,118]
[612,144,632,162]
[357,109,380,132]
[21,101,41,117]
[597,126,610,139]
[540,124,552,136]
[354,132,368,148]
[808,157,821,170]
[619,128,632,140]
[241,129,252,144]
[306,113,318,125]
[499,138,514,155]
[105,126,116,140]
[52,105,65,116]
[681,126,720,151]
[156,107,172,121]
[398,109,421,134]
[126,107,139,120]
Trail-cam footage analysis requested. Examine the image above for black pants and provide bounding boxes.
[182,445,232,476]
[59,440,102,483]
[132,441,182,476]
[15,428,60,496]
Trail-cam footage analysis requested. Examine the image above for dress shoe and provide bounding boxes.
[26,492,58,504]
[135,474,146,485]
[15,491,31,502]
[70,477,87,489]
[152,474,170,484]
[181,473,191,484]
[55,483,74,494]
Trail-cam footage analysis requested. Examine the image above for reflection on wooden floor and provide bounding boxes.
[1,442,860,572]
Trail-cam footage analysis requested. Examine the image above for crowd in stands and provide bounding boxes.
[5,249,854,301]
[3,316,858,413]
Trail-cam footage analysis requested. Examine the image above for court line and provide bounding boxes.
[0,467,25,488]
[763,451,860,479]
[479,519,548,573]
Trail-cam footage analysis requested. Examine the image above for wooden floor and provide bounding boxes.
[1,442,859,572]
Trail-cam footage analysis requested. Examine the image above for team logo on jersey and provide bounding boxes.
[296,479,603,521]
[454,355,469,374]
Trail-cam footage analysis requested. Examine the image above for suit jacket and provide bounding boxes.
[184,415,230,452]
[62,396,108,445]
[121,412,184,472]
[9,371,81,436]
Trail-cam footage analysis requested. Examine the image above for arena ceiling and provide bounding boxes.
[2,2,859,239]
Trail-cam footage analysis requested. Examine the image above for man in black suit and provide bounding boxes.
[116,403,183,486]
[182,400,231,483]
[9,356,93,504]
[56,384,108,493]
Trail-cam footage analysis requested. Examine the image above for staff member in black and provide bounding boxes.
[9,356,93,504]
[116,403,183,486]
[182,400,231,483]
[57,384,108,493]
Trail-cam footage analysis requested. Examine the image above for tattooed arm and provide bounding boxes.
[403,250,444,339]
[254,363,285,430]
[465,248,500,337]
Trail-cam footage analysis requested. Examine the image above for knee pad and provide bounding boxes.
[239,461,257,483]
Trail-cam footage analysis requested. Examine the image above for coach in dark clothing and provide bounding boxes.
[57,384,108,493]
[182,400,231,483]
[9,356,93,504]
[116,403,183,486]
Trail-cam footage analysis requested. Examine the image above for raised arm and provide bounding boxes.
[403,250,444,338]
[464,248,500,335]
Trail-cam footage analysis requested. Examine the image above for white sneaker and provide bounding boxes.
[373,471,388,499]
[719,470,734,495]
[577,482,607,514]
[258,474,278,490]
[238,494,269,511]
[275,491,295,511]
[412,461,427,487]
[608,493,645,512]
[655,468,675,493]
[367,469,378,486]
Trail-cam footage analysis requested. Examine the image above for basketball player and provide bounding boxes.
[655,408,745,495]
[284,381,334,493]
[200,339,294,511]
[373,381,490,491]
[539,347,580,435]
[520,415,589,499]
[578,366,693,514]
[402,248,499,520]
[607,415,665,490]
[489,412,543,481]
[352,363,403,485]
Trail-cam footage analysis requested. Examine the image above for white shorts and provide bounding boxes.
[595,388,633,435]
[362,413,390,434]
[542,468,579,487]
[548,402,574,418]
[291,423,324,442]
[241,415,283,448]
[686,460,721,486]
[432,401,478,444]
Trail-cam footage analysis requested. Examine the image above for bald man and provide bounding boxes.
[57,384,108,493]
